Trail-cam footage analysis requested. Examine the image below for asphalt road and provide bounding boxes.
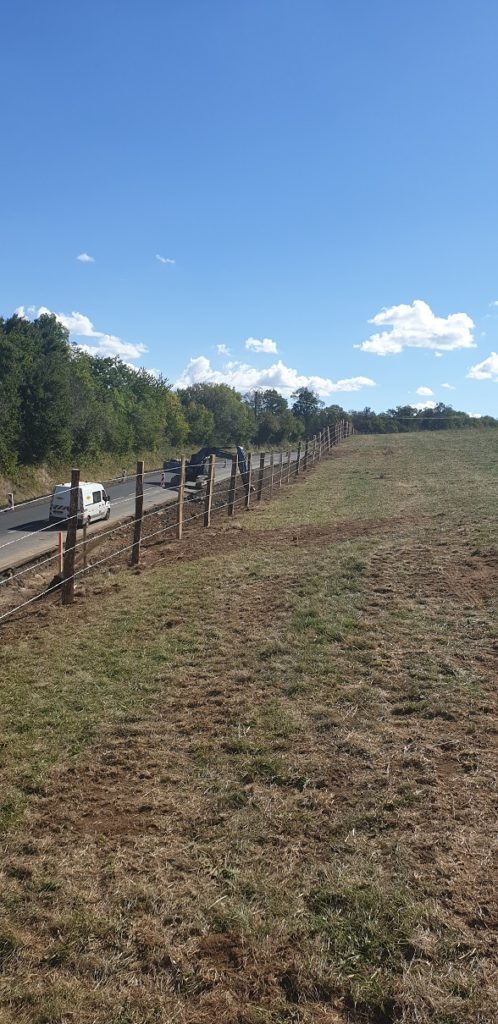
[0,460,236,573]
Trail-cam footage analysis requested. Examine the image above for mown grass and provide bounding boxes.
[0,431,496,1024]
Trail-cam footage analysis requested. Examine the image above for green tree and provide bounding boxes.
[177,383,252,444]
[291,387,323,437]
[183,401,216,445]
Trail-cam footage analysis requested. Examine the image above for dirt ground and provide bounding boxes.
[0,433,496,1023]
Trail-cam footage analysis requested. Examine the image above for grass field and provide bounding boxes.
[0,432,496,1024]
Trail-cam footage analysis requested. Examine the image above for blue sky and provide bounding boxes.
[2,0,498,415]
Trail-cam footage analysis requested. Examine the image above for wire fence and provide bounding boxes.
[0,421,353,626]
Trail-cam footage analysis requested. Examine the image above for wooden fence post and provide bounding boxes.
[304,439,309,471]
[269,452,275,498]
[257,452,265,500]
[176,456,186,540]
[131,460,145,566]
[228,452,238,516]
[204,454,215,526]
[278,451,283,487]
[62,468,80,605]
[244,451,252,509]
[286,448,292,483]
[295,441,302,476]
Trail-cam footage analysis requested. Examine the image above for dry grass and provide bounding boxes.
[0,432,496,1023]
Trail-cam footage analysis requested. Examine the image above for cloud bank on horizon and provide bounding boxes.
[12,296,496,409]
[174,355,375,398]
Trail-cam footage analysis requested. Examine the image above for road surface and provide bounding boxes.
[0,461,236,574]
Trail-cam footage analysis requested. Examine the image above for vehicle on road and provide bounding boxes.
[162,446,249,489]
[49,482,111,528]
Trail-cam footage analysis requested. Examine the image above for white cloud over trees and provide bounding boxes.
[15,306,146,362]
[245,337,278,354]
[358,300,475,356]
[467,352,498,382]
[175,355,375,398]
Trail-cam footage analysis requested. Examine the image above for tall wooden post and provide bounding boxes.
[204,454,215,526]
[286,449,292,483]
[62,468,80,605]
[228,452,238,516]
[257,452,265,501]
[244,451,252,509]
[176,456,186,540]
[295,441,302,476]
[269,452,275,498]
[278,451,283,487]
[131,460,144,566]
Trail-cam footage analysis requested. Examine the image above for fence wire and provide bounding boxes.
[0,426,351,625]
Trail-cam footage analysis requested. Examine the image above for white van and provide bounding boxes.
[49,482,111,528]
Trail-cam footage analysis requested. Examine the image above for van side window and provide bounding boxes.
[92,490,102,503]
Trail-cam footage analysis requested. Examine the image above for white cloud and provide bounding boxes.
[245,337,278,354]
[416,386,433,396]
[217,343,230,356]
[434,352,443,358]
[467,412,482,418]
[412,400,437,411]
[441,383,455,390]
[467,351,498,382]
[19,305,147,362]
[175,355,376,399]
[489,300,498,307]
[76,252,94,263]
[358,300,475,356]
[156,254,175,264]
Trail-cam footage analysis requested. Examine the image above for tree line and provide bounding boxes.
[0,313,496,474]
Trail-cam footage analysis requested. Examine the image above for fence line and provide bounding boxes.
[0,421,352,625]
